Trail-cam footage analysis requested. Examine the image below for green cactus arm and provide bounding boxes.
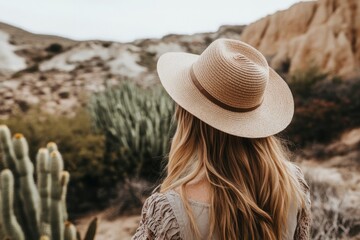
[0,126,18,176]
[13,133,41,240]
[47,142,58,154]
[50,150,64,240]
[60,171,70,222]
[37,148,52,237]
[0,169,25,240]
[64,222,77,240]
[0,224,5,240]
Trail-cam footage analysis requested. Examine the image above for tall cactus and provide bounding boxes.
[0,169,25,240]
[0,126,29,236]
[13,133,40,240]
[64,222,77,240]
[50,150,64,240]
[61,171,70,222]
[0,125,98,240]
[37,148,51,236]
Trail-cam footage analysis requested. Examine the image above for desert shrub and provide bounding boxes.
[88,81,175,183]
[287,66,328,99]
[45,43,63,53]
[0,109,109,216]
[104,179,154,219]
[307,176,360,239]
[283,68,360,146]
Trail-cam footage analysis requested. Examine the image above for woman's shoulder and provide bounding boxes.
[139,189,177,222]
[132,189,182,240]
[286,162,310,192]
[141,187,181,211]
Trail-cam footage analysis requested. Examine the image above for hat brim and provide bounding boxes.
[157,52,294,138]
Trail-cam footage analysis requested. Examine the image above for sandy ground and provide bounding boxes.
[76,213,141,240]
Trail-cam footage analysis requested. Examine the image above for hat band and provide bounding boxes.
[190,66,263,113]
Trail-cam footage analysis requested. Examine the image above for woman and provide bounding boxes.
[132,38,311,239]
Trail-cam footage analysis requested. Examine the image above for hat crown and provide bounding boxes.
[192,39,269,109]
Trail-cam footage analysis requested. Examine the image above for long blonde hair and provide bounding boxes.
[160,105,305,239]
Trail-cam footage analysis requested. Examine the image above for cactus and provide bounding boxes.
[0,125,98,240]
[60,171,70,222]
[50,150,64,240]
[0,126,29,236]
[0,170,25,240]
[64,222,76,240]
[13,133,41,239]
[37,148,51,236]
[89,81,175,181]
[47,142,58,155]
[0,126,17,174]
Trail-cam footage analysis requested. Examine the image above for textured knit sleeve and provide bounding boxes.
[293,165,312,240]
[131,192,182,240]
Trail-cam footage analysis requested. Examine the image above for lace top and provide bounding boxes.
[132,164,311,240]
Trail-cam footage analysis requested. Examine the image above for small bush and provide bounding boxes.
[45,43,63,53]
[288,66,328,99]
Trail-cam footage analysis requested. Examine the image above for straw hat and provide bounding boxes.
[157,38,294,138]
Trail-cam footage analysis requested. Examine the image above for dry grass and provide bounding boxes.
[307,173,360,239]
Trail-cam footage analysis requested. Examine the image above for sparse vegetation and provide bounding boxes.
[283,67,360,146]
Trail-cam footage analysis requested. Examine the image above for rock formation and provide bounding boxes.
[241,0,360,77]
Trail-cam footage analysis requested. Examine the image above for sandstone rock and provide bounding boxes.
[58,98,77,109]
[340,128,360,146]
[3,91,13,99]
[39,42,110,72]
[107,49,147,78]
[2,80,20,90]
[146,42,186,59]
[0,30,26,74]
[241,0,360,77]
[37,86,51,96]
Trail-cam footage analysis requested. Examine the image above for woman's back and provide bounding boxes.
[132,38,312,239]
[132,162,311,240]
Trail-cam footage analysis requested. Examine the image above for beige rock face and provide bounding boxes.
[241,0,360,77]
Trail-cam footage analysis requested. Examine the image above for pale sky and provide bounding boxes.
[0,0,306,42]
